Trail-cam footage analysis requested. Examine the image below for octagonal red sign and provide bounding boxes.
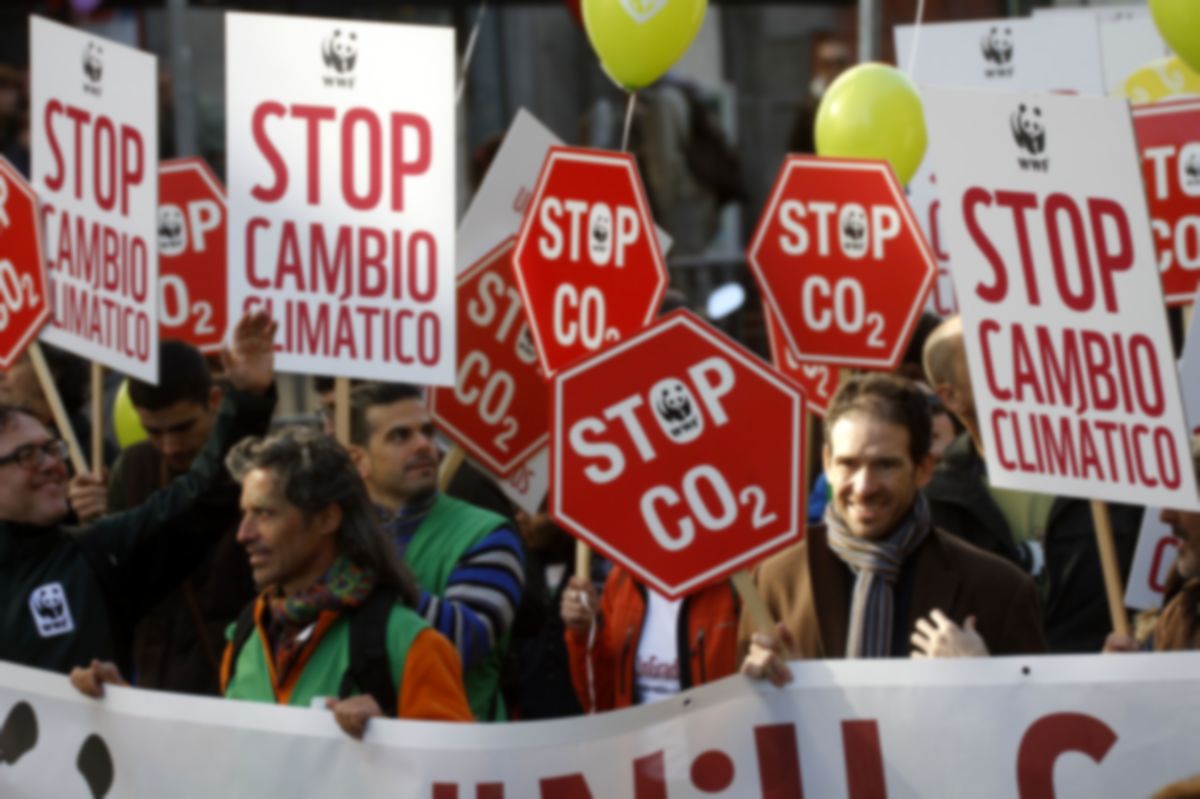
[747,156,935,370]
[513,146,667,378]
[1132,98,1200,307]
[158,157,227,353]
[429,238,548,477]
[764,307,835,418]
[551,310,805,599]
[0,156,50,369]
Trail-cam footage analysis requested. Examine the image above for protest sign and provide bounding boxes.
[513,147,667,378]
[896,16,1107,318]
[428,239,547,477]
[0,158,51,369]
[763,307,834,418]
[925,88,1200,514]
[1126,288,1200,609]
[551,311,804,598]
[158,158,227,353]
[1132,99,1200,306]
[498,447,550,516]
[5,654,1200,796]
[31,16,158,383]
[226,12,455,384]
[747,156,934,370]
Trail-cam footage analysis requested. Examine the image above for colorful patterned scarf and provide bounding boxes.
[825,493,932,659]
[266,556,376,682]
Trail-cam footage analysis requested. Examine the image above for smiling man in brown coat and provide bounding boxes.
[740,374,1047,685]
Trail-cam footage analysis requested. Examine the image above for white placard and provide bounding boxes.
[1126,290,1200,608]
[1097,14,1172,94]
[31,16,158,382]
[226,12,455,384]
[5,654,1200,796]
[497,446,550,516]
[896,16,1107,319]
[926,88,1200,511]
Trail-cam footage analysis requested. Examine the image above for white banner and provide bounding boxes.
[925,88,1200,510]
[1126,287,1200,608]
[31,16,158,382]
[4,655,1200,796]
[226,12,456,384]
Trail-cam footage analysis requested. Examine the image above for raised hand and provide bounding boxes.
[221,311,277,394]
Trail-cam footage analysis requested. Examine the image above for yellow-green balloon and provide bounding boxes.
[815,63,927,186]
[113,380,147,448]
[582,0,707,91]
[1150,0,1200,76]
[1122,55,1200,105]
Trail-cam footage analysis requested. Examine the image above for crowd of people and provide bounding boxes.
[2,304,1196,745]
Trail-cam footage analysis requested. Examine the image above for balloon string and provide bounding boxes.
[455,1,488,105]
[906,0,927,79]
[620,91,637,152]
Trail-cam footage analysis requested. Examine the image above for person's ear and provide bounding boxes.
[313,503,343,538]
[347,444,370,481]
[913,452,936,488]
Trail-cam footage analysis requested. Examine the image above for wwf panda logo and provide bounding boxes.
[29,583,74,638]
[650,378,703,444]
[515,324,537,365]
[839,205,868,258]
[157,205,186,257]
[82,42,103,83]
[1185,152,1200,189]
[1010,104,1045,156]
[322,29,357,74]
[588,206,613,264]
[981,26,1013,65]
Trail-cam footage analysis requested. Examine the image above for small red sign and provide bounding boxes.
[551,310,805,599]
[0,157,51,369]
[764,307,835,418]
[158,158,227,352]
[1132,98,1200,306]
[429,238,548,477]
[747,156,935,370]
[513,146,667,378]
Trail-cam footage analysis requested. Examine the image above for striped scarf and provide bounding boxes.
[824,493,932,659]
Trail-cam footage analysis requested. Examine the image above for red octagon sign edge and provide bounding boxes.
[512,146,668,378]
[0,156,50,371]
[747,156,936,371]
[550,311,806,599]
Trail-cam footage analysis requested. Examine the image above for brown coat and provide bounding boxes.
[738,524,1048,660]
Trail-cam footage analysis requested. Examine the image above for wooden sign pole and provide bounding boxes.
[28,343,87,474]
[334,376,351,444]
[1090,499,1131,638]
[90,362,104,472]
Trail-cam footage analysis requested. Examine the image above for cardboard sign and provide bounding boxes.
[747,156,934,370]
[428,239,547,477]
[551,310,804,598]
[896,16,1107,320]
[0,157,51,369]
[1132,99,1200,306]
[31,16,158,382]
[1126,288,1200,609]
[158,158,227,353]
[926,88,1200,510]
[226,12,456,384]
[513,147,667,378]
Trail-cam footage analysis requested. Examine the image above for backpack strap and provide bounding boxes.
[338,588,398,716]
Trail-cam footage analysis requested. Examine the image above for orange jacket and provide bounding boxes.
[565,566,739,712]
[220,596,473,722]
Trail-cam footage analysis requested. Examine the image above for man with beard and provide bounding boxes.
[348,383,525,720]
[922,316,1141,652]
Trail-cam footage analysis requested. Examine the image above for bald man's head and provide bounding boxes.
[922,316,978,444]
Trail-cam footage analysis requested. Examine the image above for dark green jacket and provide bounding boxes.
[0,387,274,675]
[925,432,1142,653]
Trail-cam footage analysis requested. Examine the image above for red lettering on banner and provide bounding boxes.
[995,190,1040,306]
[690,750,736,793]
[843,720,888,799]
[251,102,288,202]
[754,723,804,798]
[1150,536,1182,592]
[40,100,144,216]
[964,188,1008,303]
[1016,712,1117,799]
[633,752,666,799]
[538,774,593,798]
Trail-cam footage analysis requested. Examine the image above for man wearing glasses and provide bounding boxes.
[0,313,277,676]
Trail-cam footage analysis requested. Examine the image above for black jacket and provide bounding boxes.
[0,387,274,675]
[925,433,1142,654]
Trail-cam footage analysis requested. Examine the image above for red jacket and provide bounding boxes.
[565,566,740,712]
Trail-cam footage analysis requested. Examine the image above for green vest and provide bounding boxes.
[403,494,510,721]
[224,601,426,709]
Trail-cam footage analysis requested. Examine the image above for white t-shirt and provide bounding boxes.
[634,590,682,704]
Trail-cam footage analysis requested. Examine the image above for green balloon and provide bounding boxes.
[815,63,927,187]
[582,0,707,91]
[1150,0,1200,77]
[113,380,147,448]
